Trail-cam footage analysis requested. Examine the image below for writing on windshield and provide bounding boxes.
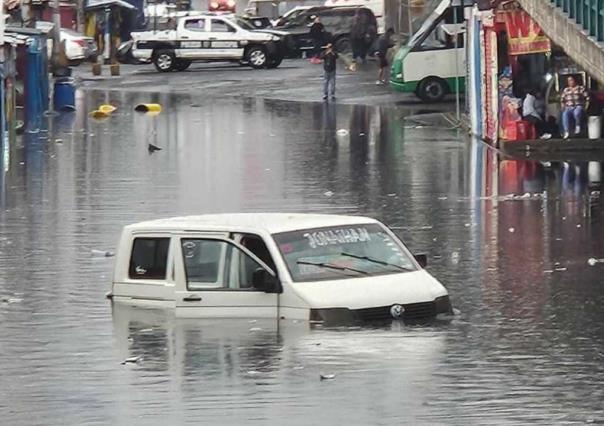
[273,223,416,282]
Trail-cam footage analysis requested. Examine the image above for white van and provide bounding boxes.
[109,213,452,322]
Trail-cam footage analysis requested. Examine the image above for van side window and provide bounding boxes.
[129,238,170,279]
[181,238,271,291]
[239,234,276,272]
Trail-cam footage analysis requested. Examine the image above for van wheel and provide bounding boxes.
[417,77,448,103]
[246,46,267,69]
[153,50,175,72]
[175,59,192,71]
[334,36,351,53]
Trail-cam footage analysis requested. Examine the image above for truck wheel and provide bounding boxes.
[153,50,176,72]
[417,77,448,103]
[266,56,283,69]
[246,46,268,69]
[175,59,192,71]
[334,36,351,54]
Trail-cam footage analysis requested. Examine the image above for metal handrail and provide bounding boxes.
[551,0,604,41]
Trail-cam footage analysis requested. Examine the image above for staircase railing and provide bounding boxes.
[552,0,604,42]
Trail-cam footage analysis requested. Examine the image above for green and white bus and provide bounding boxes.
[390,0,467,102]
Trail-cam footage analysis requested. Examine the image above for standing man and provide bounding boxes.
[376,28,394,85]
[309,16,325,64]
[561,75,589,139]
[321,42,338,100]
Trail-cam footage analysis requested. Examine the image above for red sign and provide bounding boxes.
[504,10,551,55]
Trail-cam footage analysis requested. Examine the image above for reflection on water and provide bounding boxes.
[0,90,603,424]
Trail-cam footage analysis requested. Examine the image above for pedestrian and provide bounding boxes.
[350,10,365,64]
[321,42,338,101]
[309,16,325,64]
[560,75,589,139]
[375,28,394,85]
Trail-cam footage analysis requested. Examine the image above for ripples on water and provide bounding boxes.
[0,90,603,424]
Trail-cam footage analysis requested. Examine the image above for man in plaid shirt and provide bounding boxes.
[561,75,589,138]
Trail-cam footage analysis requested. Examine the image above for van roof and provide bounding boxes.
[126,213,379,234]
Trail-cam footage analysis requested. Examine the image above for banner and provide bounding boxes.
[504,10,551,55]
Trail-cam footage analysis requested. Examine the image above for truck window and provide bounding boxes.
[129,238,170,280]
[211,19,236,33]
[184,18,206,31]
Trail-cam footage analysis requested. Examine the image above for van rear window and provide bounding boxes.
[129,238,170,279]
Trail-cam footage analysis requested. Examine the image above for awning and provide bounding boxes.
[85,0,137,11]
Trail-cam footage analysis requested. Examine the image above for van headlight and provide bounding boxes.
[434,295,452,314]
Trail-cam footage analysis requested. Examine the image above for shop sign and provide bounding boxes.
[504,9,551,55]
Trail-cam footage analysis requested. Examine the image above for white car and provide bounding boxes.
[36,22,98,64]
[131,13,285,71]
[109,213,452,322]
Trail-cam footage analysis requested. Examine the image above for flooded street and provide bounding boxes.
[1,89,604,424]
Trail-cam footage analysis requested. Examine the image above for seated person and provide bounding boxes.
[522,90,546,137]
[560,76,589,139]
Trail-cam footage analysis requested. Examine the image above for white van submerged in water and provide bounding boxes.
[109,214,452,322]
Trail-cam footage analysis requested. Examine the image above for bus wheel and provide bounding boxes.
[417,77,448,103]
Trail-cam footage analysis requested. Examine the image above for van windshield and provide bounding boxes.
[272,224,417,282]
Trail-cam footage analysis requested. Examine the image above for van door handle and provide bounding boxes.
[181,36,189,39]
[183,295,202,302]
[209,37,217,40]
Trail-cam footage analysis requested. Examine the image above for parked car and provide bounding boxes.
[108,213,453,322]
[35,22,98,65]
[263,6,377,56]
[131,13,285,71]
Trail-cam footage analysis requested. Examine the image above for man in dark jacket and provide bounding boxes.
[309,16,325,63]
[376,28,394,85]
[320,43,338,100]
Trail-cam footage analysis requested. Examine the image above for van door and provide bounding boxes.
[174,235,279,318]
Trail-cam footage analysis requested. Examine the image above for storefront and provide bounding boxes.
[467,0,601,146]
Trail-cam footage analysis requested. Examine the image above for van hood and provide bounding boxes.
[288,270,447,310]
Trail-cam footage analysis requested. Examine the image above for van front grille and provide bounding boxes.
[353,301,437,321]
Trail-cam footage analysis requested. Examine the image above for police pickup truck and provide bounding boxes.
[131,14,285,72]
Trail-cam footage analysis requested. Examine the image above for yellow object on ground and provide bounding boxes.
[134,104,162,113]
[89,110,110,120]
[99,104,117,114]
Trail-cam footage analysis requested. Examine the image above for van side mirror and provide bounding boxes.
[414,253,428,268]
[252,268,281,293]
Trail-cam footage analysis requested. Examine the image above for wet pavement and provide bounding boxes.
[1,87,604,425]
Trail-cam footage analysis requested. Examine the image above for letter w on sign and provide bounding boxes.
[504,10,551,55]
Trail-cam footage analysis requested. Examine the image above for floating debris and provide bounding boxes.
[587,258,604,266]
[577,224,582,228]
[508,227,515,233]
[324,191,334,197]
[148,143,162,153]
[91,249,115,257]
[121,356,142,365]
[336,129,349,136]
[249,327,262,332]
[554,267,567,272]
[320,373,336,380]
[54,139,63,144]
[1,297,22,304]
[247,370,261,375]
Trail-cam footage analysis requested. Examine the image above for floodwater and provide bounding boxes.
[1,90,604,425]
